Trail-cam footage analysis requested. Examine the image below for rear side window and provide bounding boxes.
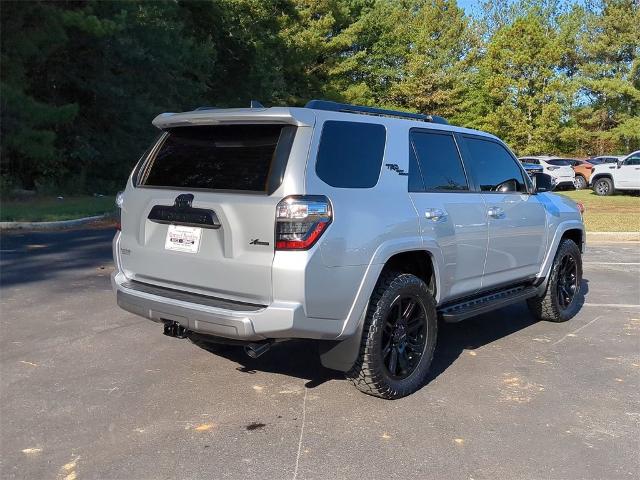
[409,130,468,192]
[139,124,296,193]
[463,137,527,193]
[315,121,386,188]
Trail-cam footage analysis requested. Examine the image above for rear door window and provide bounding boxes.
[462,136,527,193]
[315,121,386,188]
[409,130,468,192]
[624,153,640,166]
[139,124,296,193]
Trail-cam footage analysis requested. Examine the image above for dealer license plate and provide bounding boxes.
[164,225,202,253]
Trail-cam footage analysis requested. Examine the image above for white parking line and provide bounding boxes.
[554,315,601,345]
[583,303,640,308]
[292,383,308,480]
[584,262,640,266]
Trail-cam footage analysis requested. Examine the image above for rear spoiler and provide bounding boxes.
[152,107,315,129]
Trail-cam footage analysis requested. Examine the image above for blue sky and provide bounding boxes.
[457,0,587,16]
[457,0,481,16]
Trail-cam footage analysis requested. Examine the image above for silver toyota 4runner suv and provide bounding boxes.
[112,100,585,399]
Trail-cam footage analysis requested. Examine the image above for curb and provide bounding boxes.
[0,213,113,231]
[587,231,640,243]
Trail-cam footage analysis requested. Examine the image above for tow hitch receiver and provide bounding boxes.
[163,320,188,339]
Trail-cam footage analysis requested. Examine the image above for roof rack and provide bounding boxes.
[195,100,265,111]
[304,100,449,125]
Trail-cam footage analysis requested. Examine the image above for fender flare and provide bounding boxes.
[319,237,444,372]
[535,220,585,292]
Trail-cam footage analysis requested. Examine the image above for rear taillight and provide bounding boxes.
[275,195,332,250]
[115,191,124,231]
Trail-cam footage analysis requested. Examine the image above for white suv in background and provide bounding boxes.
[519,156,576,190]
[590,150,640,195]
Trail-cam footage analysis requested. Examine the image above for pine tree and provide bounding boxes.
[574,0,640,155]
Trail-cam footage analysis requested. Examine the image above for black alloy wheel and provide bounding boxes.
[527,238,583,322]
[556,253,579,310]
[382,296,427,379]
[347,272,438,399]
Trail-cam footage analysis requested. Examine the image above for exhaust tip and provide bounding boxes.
[244,342,271,359]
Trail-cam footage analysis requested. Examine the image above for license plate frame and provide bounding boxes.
[164,224,202,254]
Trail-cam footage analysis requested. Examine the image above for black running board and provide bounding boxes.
[438,285,538,323]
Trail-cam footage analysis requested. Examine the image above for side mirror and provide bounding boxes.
[532,173,553,193]
[617,159,623,168]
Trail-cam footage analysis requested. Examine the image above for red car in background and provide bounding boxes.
[568,159,596,189]
[536,157,595,189]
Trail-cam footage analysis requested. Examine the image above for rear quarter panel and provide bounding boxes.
[304,113,420,268]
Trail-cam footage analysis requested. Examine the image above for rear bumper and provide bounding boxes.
[111,271,342,341]
[554,179,575,189]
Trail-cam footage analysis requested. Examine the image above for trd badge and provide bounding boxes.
[385,163,408,176]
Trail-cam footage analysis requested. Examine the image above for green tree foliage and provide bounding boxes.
[1,0,638,193]
[574,0,640,154]
[1,2,79,189]
[389,0,476,120]
[471,10,577,154]
[2,1,217,192]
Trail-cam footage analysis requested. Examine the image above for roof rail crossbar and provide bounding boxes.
[304,100,449,125]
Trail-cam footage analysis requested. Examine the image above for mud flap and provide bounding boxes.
[318,309,367,372]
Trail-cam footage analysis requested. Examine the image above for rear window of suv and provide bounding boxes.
[315,121,386,188]
[139,124,296,193]
[547,159,573,166]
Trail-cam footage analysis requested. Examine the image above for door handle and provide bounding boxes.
[487,206,505,219]
[425,208,448,222]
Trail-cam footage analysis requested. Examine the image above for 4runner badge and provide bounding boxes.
[249,239,270,246]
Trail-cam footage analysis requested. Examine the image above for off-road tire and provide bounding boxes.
[346,271,437,399]
[527,239,582,322]
[574,175,587,190]
[593,177,613,196]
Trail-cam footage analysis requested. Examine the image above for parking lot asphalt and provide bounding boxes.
[1,228,639,480]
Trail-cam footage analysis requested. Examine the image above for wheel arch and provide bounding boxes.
[380,250,438,298]
[319,244,442,372]
[591,172,613,184]
[561,228,584,253]
[537,221,585,288]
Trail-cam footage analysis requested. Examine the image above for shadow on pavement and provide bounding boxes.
[191,299,584,391]
[0,227,114,287]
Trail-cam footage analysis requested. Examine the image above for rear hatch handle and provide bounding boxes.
[148,193,221,229]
